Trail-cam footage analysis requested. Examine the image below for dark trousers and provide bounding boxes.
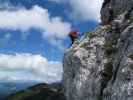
[70,36,76,44]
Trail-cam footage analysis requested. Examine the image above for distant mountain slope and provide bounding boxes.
[7,83,66,100]
[0,82,37,100]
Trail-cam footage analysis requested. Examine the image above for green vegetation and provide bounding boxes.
[85,32,96,39]
[103,58,113,77]
[87,32,95,38]
[129,54,133,60]
[74,39,80,45]
[104,41,117,56]
[104,25,112,32]
[103,61,113,81]
[130,16,133,22]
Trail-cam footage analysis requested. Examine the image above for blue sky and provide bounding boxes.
[0,0,103,83]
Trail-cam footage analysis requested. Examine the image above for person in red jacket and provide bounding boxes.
[69,31,78,44]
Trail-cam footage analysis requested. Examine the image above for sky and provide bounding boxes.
[0,0,103,83]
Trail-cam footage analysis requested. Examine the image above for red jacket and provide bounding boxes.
[69,31,78,38]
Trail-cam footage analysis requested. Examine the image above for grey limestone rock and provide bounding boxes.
[63,0,133,100]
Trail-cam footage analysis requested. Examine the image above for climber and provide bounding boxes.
[69,31,84,45]
[69,31,78,45]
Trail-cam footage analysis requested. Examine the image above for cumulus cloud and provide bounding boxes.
[49,0,103,22]
[0,53,63,83]
[69,0,103,22]
[0,5,71,39]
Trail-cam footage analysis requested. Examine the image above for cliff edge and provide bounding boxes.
[63,0,133,100]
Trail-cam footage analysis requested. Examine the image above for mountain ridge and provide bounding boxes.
[7,83,66,100]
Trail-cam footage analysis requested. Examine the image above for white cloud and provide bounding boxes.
[0,5,71,40]
[0,53,63,83]
[48,0,64,3]
[48,0,103,22]
[69,0,103,22]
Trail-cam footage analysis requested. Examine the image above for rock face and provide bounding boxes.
[63,0,133,100]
